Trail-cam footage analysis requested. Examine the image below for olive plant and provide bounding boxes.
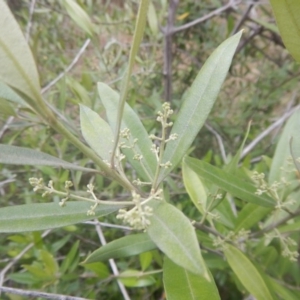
[0,0,300,299]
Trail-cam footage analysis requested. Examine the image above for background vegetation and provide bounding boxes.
[0,0,299,299]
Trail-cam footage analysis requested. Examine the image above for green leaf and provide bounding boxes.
[182,161,207,214]
[98,82,157,180]
[0,201,123,232]
[0,98,16,117]
[269,0,300,62]
[79,104,115,162]
[66,77,92,106]
[269,277,300,300]
[40,249,59,276]
[139,251,152,271]
[112,0,149,157]
[60,240,80,274]
[224,244,273,300]
[235,203,271,232]
[269,109,300,185]
[119,269,156,287]
[0,81,29,106]
[184,157,275,207]
[83,233,157,264]
[84,262,110,279]
[163,257,220,300]
[157,31,242,184]
[147,0,159,36]
[61,0,94,36]
[0,0,40,103]
[0,144,98,173]
[147,201,209,278]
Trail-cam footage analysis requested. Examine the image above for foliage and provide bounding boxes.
[0,0,300,299]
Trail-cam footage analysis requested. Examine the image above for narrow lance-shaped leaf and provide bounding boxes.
[156,31,242,185]
[0,81,29,107]
[269,108,300,185]
[61,0,94,36]
[80,104,115,163]
[112,0,150,158]
[163,257,220,300]
[0,202,124,233]
[0,144,98,173]
[147,200,209,278]
[184,156,275,207]
[182,161,207,215]
[0,0,40,104]
[269,0,300,62]
[224,244,273,300]
[234,203,271,232]
[83,233,157,264]
[98,82,157,181]
[210,121,252,210]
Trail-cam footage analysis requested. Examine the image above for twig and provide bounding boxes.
[41,39,91,94]
[0,286,89,300]
[25,0,37,42]
[94,220,131,300]
[200,244,223,257]
[231,1,255,35]
[0,230,51,290]
[171,0,241,34]
[250,208,300,238]
[235,25,263,54]
[241,105,300,159]
[271,90,297,142]
[193,222,225,239]
[84,221,132,231]
[162,0,179,102]
[0,116,15,141]
[205,123,227,163]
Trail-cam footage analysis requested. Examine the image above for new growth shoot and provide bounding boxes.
[150,102,178,190]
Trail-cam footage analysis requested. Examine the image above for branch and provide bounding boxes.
[205,123,227,163]
[193,222,225,239]
[0,286,89,300]
[25,0,37,42]
[241,105,300,159]
[171,0,241,34]
[250,208,300,238]
[41,39,91,94]
[162,0,179,102]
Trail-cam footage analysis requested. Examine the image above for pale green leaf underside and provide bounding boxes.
[157,31,242,184]
[0,144,97,173]
[163,257,220,300]
[98,82,157,180]
[184,157,275,207]
[182,161,207,214]
[83,233,156,264]
[269,108,300,184]
[0,81,29,106]
[224,244,273,300]
[80,104,115,162]
[269,0,300,62]
[0,201,123,232]
[61,0,94,36]
[0,0,40,102]
[113,0,150,159]
[147,201,208,277]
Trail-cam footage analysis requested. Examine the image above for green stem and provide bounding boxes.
[36,95,134,191]
[53,190,134,206]
[152,123,167,190]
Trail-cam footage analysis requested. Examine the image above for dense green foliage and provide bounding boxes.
[0,0,300,299]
